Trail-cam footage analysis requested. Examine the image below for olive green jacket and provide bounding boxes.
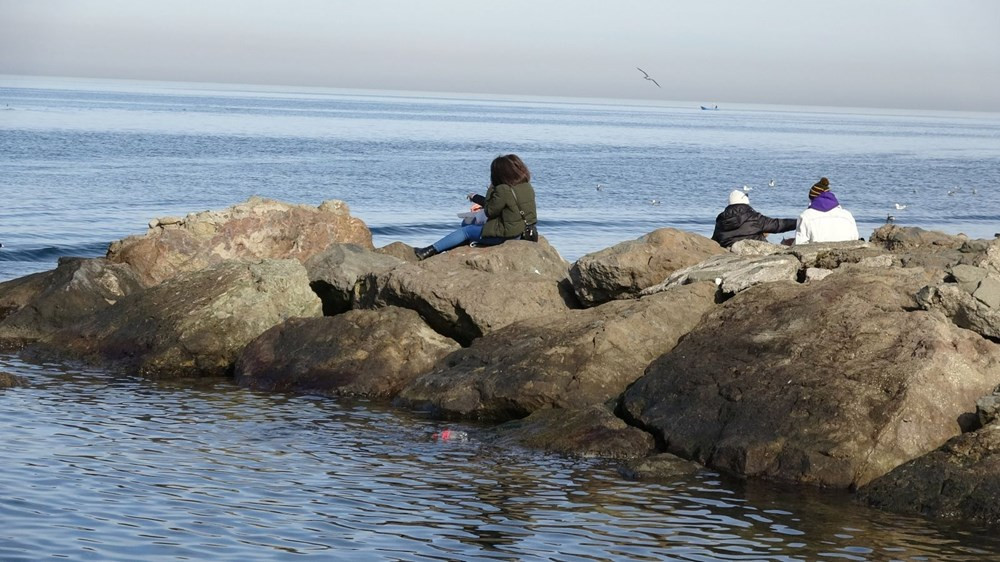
[481,182,537,239]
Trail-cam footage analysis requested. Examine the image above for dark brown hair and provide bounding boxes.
[490,154,531,187]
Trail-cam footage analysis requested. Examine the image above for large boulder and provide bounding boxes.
[0,257,146,347]
[486,405,655,460]
[46,259,322,378]
[857,421,1000,526]
[622,268,1000,489]
[395,282,718,421]
[106,197,373,286]
[358,239,576,346]
[569,228,725,306]
[234,307,460,399]
[869,224,968,252]
[305,244,405,315]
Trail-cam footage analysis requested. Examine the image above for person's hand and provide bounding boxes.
[470,203,483,212]
[466,192,477,201]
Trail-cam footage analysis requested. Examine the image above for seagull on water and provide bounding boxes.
[894,203,907,210]
[650,199,661,206]
[595,183,604,191]
[743,184,753,192]
[768,179,776,187]
[636,67,661,88]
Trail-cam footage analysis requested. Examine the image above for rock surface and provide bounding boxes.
[235,307,460,398]
[47,259,322,378]
[618,453,705,481]
[305,244,404,315]
[916,267,1000,340]
[622,268,1000,489]
[0,257,146,347]
[642,253,800,297]
[857,422,1000,526]
[0,371,28,388]
[569,228,725,306]
[395,282,717,421]
[107,197,373,286]
[487,405,655,459]
[358,239,576,346]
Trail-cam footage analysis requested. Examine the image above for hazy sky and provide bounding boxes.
[2,0,998,111]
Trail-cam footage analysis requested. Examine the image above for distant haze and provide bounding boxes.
[2,0,998,111]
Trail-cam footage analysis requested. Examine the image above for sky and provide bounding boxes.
[1,0,998,111]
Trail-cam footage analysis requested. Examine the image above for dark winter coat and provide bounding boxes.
[481,182,537,239]
[711,203,796,248]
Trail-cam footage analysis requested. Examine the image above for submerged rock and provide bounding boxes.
[569,228,724,306]
[107,197,373,286]
[395,282,717,421]
[486,404,655,460]
[622,268,1000,489]
[0,371,28,388]
[235,307,460,399]
[45,259,321,378]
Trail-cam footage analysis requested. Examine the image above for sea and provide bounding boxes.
[2,75,1000,560]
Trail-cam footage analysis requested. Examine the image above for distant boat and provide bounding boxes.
[700,105,719,110]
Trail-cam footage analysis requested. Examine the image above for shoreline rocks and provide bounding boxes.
[3,198,1000,528]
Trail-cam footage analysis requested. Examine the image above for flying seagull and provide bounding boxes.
[636,67,661,88]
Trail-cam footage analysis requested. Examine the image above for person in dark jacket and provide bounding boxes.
[415,154,538,260]
[711,190,796,248]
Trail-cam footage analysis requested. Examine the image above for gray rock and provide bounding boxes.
[787,240,870,268]
[396,282,718,422]
[305,243,404,315]
[729,239,786,256]
[974,275,1000,309]
[642,253,800,297]
[870,224,968,252]
[0,257,146,347]
[622,268,1000,489]
[858,422,1000,526]
[977,390,1000,427]
[235,307,459,399]
[107,196,373,286]
[569,228,724,306]
[46,259,322,378]
[916,283,1000,340]
[359,239,576,346]
[805,267,833,282]
[487,405,655,460]
[950,264,988,295]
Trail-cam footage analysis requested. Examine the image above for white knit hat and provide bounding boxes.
[729,190,749,205]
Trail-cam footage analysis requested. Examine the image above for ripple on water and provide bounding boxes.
[1,355,999,560]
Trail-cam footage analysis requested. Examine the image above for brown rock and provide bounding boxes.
[622,268,1000,489]
[235,307,460,399]
[107,197,373,286]
[569,228,725,306]
[487,405,655,459]
[395,282,717,421]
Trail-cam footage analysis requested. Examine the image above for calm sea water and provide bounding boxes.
[2,77,1000,559]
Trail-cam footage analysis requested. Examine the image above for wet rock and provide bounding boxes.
[569,228,724,306]
[305,243,404,315]
[235,307,460,399]
[358,239,576,346]
[395,282,717,422]
[107,197,373,286]
[487,405,655,460]
[0,257,146,346]
[0,371,28,388]
[47,259,321,378]
[619,453,704,481]
[622,268,1000,489]
[857,422,1000,526]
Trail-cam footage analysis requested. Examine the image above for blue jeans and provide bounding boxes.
[432,224,507,252]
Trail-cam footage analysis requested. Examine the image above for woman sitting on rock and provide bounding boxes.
[711,190,797,248]
[415,154,538,260]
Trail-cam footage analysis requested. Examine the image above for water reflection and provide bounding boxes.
[1,354,998,560]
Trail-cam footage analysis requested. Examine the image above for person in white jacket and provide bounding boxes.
[794,177,860,244]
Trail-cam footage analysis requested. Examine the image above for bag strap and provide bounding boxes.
[507,185,533,225]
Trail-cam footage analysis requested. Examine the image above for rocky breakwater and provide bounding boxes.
[4,199,1000,528]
